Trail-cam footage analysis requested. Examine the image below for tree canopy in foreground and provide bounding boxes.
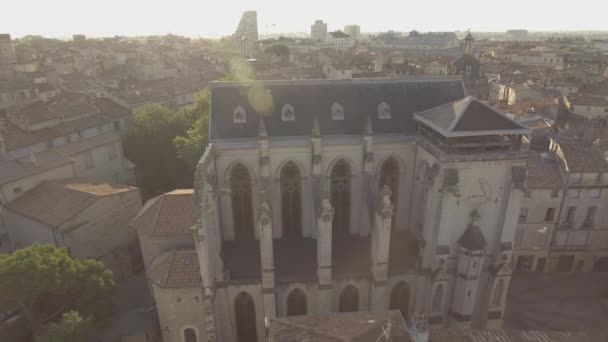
[0,244,114,333]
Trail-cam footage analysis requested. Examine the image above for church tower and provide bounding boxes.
[464,31,474,56]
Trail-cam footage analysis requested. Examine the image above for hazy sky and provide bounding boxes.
[2,0,607,38]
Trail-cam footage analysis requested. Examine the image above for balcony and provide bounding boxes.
[274,238,317,282]
[332,236,371,278]
[223,240,261,281]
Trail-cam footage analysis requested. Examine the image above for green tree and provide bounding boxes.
[34,311,92,342]
[174,89,210,167]
[264,44,290,57]
[123,103,195,194]
[0,244,114,332]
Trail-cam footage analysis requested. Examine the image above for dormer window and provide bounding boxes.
[331,102,344,120]
[282,104,295,121]
[233,106,246,124]
[378,102,391,120]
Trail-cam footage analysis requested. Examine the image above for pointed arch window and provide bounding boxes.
[233,105,246,124]
[331,102,344,120]
[492,279,504,307]
[282,104,295,121]
[331,159,351,237]
[389,282,410,321]
[379,157,399,230]
[281,161,302,238]
[184,328,198,342]
[339,285,359,312]
[235,292,257,342]
[286,288,307,316]
[230,163,254,240]
[432,284,444,313]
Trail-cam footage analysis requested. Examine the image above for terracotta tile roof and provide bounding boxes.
[428,328,589,342]
[557,140,608,172]
[5,179,137,228]
[526,154,564,188]
[0,149,74,185]
[270,310,408,342]
[569,95,608,107]
[146,250,201,288]
[271,311,589,342]
[52,131,121,156]
[131,189,196,238]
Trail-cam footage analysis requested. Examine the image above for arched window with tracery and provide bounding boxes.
[230,163,254,240]
[331,159,351,237]
[389,281,410,321]
[379,157,399,230]
[281,161,302,238]
[286,288,307,316]
[432,284,444,313]
[492,279,504,307]
[339,285,359,312]
[235,292,257,342]
[184,328,197,342]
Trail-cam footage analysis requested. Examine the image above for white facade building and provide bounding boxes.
[311,20,328,43]
[146,78,532,342]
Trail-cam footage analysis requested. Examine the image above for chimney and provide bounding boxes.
[29,152,38,166]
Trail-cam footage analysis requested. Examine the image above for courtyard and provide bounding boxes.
[505,273,608,342]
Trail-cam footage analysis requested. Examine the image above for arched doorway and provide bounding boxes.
[378,157,399,230]
[389,282,410,321]
[286,288,307,316]
[281,161,302,238]
[184,328,197,342]
[331,159,351,237]
[230,163,254,240]
[235,292,257,342]
[338,285,359,312]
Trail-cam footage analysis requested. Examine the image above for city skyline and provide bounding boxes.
[2,0,608,39]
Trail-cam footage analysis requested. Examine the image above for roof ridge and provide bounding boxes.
[131,195,161,228]
[150,196,166,236]
[164,252,175,287]
[447,96,474,132]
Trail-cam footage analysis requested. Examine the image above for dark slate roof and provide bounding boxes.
[415,96,530,137]
[458,224,487,251]
[209,77,465,139]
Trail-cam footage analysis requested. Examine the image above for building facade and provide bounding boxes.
[311,20,328,43]
[177,77,531,342]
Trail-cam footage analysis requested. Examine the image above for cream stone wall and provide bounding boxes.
[73,141,131,183]
[152,285,207,342]
[0,163,75,204]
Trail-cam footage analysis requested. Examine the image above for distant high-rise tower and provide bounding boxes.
[344,25,361,41]
[234,11,259,42]
[0,34,16,66]
[311,20,328,43]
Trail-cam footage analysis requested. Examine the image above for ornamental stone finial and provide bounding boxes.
[319,193,335,223]
[377,185,394,219]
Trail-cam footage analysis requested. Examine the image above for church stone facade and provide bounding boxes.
[172,77,529,342]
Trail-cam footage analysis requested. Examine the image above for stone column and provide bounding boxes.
[258,201,276,319]
[317,194,334,314]
[370,185,393,310]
